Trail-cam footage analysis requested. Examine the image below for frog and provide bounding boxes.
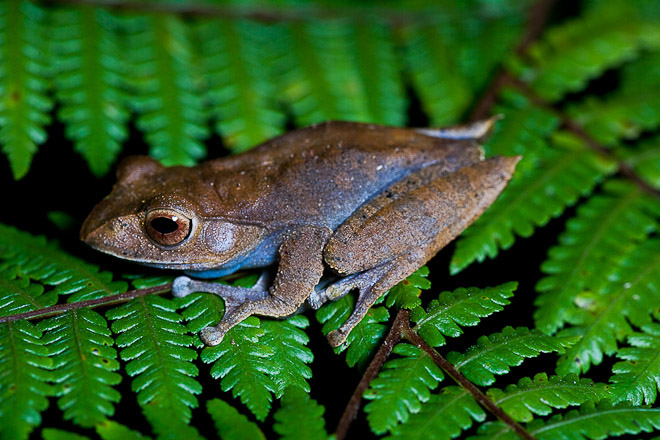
[80,119,519,348]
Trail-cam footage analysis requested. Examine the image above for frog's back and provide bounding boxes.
[202,121,483,229]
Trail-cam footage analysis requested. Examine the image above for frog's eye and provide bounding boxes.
[145,209,192,246]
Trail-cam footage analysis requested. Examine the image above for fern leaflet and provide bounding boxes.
[273,387,327,440]
[0,223,128,302]
[0,0,53,179]
[452,131,616,273]
[42,429,89,440]
[385,266,430,310]
[387,386,484,440]
[95,421,150,440]
[411,282,517,347]
[106,295,202,438]
[622,135,660,190]
[0,269,56,315]
[556,239,660,374]
[448,326,576,386]
[487,373,611,422]
[207,398,265,440]
[38,309,121,427]
[195,19,284,152]
[610,322,660,405]
[472,400,660,440]
[50,7,130,176]
[364,343,445,435]
[535,180,660,334]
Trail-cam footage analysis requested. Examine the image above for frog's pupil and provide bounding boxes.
[151,217,178,234]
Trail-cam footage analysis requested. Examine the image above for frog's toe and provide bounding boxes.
[200,326,226,346]
[327,328,349,348]
[172,276,194,298]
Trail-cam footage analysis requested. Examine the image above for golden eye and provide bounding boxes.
[145,209,191,246]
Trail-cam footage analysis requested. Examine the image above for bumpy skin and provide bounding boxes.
[81,120,519,347]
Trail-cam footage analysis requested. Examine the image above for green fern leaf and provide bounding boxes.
[176,292,224,347]
[50,7,130,176]
[201,316,278,421]
[524,2,660,101]
[261,316,313,396]
[0,320,51,440]
[556,239,660,374]
[273,387,327,440]
[622,135,660,190]
[106,295,202,435]
[472,400,660,440]
[487,373,611,422]
[387,386,485,440]
[128,14,208,166]
[364,343,445,435]
[535,180,660,334]
[411,282,517,347]
[316,293,389,368]
[42,429,90,440]
[277,22,370,125]
[448,326,576,386]
[207,398,265,440]
[610,322,660,405]
[385,266,430,310]
[351,23,406,125]
[0,223,128,302]
[38,309,121,427]
[0,269,57,316]
[451,131,616,273]
[196,20,284,152]
[0,1,53,179]
[96,420,150,440]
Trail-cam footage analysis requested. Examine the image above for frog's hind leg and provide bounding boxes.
[322,155,520,347]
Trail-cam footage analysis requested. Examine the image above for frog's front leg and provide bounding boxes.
[322,156,519,347]
[174,225,331,346]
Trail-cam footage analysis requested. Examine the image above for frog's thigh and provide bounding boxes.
[325,156,519,347]
[201,225,331,346]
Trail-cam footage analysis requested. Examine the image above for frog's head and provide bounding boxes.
[80,156,266,271]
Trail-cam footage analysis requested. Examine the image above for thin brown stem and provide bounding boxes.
[470,0,558,121]
[403,324,537,440]
[334,309,409,440]
[0,283,172,324]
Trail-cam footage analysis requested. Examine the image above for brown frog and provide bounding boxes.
[80,120,519,347]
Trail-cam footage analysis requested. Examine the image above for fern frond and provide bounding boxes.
[610,322,660,405]
[524,2,660,101]
[128,14,208,166]
[448,326,576,386]
[201,316,277,421]
[351,23,406,125]
[451,131,616,274]
[38,309,121,427]
[0,223,128,302]
[273,387,327,440]
[50,7,130,176]
[276,21,369,125]
[364,343,445,435]
[261,316,313,397]
[410,282,517,347]
[0,269,57,316]
[42,429,89,440]
[487,373,611,422]
[387,386,484,440]
[622,135,660,190]
[535,180,660,334]
[195,20,284,152]
[106,296,202,436]
[556,239,660,374]
[385,266,430,310]
[0,320,51,440]
[472,400,660,440]
[0,1,53,179]
[95,421,150,440]
[316,293,389,368]
[207,398,265,440]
